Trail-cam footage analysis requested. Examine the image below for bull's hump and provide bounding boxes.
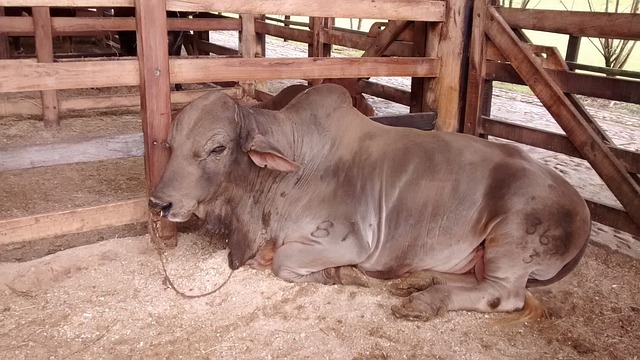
[283,84,352,117]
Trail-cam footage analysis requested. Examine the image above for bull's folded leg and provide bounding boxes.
[272,239,371,286]
[390,270,479,297]
[335,266,370,287]
[391,278,526,321]
[274,265,370,286]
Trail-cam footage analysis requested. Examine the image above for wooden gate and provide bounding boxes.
[464,0,640,236]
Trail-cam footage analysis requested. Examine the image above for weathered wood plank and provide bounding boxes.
[240,13,265,96]
[409,21,427,113]
[308,17,332,86]
[585,199,640,237]
[166,17,241,31]
[0,7,10,59]
[165,0,446,22]
[565,35,580,62]
[498,7,640,40]
[0,198,147,245]
[323,28,413,57]
[566,62,640,80]
[135,0,176,246]
[255,20,312,43]
[2,16,132,34]
[2,16,241,35]
[0,88,242,116]
[370,112,436,131]
[425,0,471,132]
[310,17,332,59]
[362,20,410,57]
[0,133,144,171]
[463,0,489,135]
[481,117,640,174]
[0,60,140,92]
[190,38,239,56]
[360,79,411,106]
[485,6,640,226]
[32,6,59,127]
[368,21,414,42]
[0,0,444,22]
[264,15,309,28]
[170,57,441,84]
[524,45,615,146]
[485,61,640,105]
[0,57,438,93]
[0,0,132,6]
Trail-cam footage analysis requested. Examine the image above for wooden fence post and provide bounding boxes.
[32,7,59,127]
[0,7,10,59]
[424,0,472,132]
[135,0,177,247]
[195,31,210,55]
[240,13,266,97]
[566,35,581,62]
[410,21,427,113]
[308,17,332,86]
[463,0,489,135]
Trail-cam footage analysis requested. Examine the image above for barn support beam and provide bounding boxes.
[308,17,333,86]
[565,35,580,62]
[463,0,489,135]
[32,6,59,127]
[240,13,266,97]
[135,0,177,247]
[484,5,640,227]
[410,21,427,113]
[0,7,10,59]
[424,0,472,132]
[195,30,210,55]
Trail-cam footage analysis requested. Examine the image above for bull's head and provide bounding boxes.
[149,91,300,223]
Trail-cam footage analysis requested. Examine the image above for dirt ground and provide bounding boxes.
[1,33,639,359]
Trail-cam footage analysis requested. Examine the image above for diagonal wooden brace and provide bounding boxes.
[484,6,640,227]
[363,20,411,57]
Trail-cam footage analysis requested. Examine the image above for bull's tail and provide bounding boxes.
[494,290,548,326]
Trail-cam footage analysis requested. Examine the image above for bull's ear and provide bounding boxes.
[246,135,300,173]
[237,103,300,173]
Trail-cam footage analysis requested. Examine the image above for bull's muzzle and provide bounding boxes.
[148,197,172,218]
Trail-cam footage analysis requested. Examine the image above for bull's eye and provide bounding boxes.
[210,145,226,155]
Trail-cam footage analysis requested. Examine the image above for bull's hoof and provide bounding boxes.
[391,297,446,321]
[389,282,422,297]
[389,272,439,297]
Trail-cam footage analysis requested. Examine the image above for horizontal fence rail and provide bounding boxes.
[498,7,640,40]
[486,62,640,105]
[0,87,242,117]
[481,117,640,175]
[1,16,241,36]
[0,0,447,21]
[0,57,440,93]
[481,117,640,236]
[470,3,640,237]
[0,198,148,245]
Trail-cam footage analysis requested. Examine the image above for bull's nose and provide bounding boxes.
[148,197,172,216]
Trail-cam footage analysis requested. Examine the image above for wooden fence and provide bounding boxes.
[0,0,466,247]
[464,1,640,236]
[1,0,638,249]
